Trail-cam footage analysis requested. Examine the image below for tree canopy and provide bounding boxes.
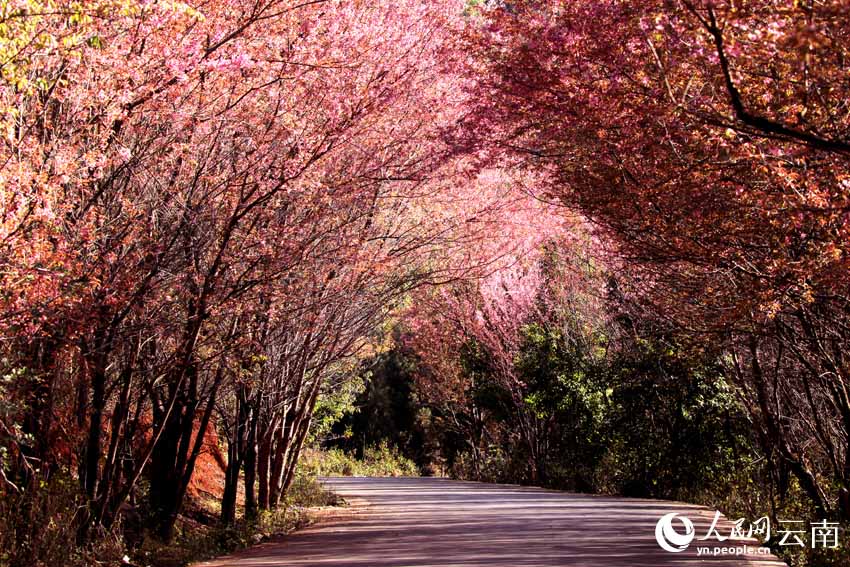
[1,1,849,566]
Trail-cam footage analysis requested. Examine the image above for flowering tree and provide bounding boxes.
[0,0,523,546]
[403,188,604,482]
[464,0,850,518]
[4,0,848,562]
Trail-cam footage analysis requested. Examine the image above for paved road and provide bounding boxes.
[197,477,786,567]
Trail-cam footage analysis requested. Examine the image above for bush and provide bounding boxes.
[286,473,343,508]
[0,474,126,567]
[299,443,419,478]
[136,473,338,567]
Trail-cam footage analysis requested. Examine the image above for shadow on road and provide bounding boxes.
[196,477,787,567]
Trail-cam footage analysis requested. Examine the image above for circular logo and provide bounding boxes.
[655,512,695,553]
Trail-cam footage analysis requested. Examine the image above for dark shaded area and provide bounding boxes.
[326,349,435,472]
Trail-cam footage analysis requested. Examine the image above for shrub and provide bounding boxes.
[299,443,418,478]
[0,474,126,567]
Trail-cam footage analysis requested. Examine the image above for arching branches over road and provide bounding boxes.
[462,0,850,521]
[0,0,528,548]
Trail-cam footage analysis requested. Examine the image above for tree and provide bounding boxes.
[405,232,607,483]
[464,0,850,520]
[1,0,513,550]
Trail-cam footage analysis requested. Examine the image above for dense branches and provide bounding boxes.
[0,0,526,557]
[462,0,850,522]
[3,0,850,564]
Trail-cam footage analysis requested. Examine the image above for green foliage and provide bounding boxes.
[299,444,419,478]
[309,376,365,445]
[326,349,433,469]
[514,322,609,490]
[599,337,753,501]
[286,473,344,508]
[416,321,759,504]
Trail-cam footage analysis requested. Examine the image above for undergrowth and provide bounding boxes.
[0,472,340,567]
[136,474,340,567]
[299,443,419,478]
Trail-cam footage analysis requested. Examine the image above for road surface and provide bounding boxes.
[197,476,786,567]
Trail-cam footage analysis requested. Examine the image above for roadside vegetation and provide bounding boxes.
[137,473,339,567]
[2,1,850,567]
[300,446,418,479]
[329,288,849,567]
[0,468,338,567]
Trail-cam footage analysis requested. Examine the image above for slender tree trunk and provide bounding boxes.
[149,402,188,540]
[222,387,249,524]
[257,435,271,510]
[281,385,321,495]
[156,365,223,540]
[84,359,106,501]
[268,417,290,508]
[244,399,259,519]
[221,425,242,524]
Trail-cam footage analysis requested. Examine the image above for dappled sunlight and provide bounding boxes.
[198,478,786,567]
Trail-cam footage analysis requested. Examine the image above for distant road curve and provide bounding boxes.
[197,476,786,567]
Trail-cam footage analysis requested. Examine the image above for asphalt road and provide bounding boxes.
[196,476,787,567]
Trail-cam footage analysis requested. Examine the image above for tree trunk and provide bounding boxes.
[257,410,278,510]
[268,417,290,508]
[281,386,321,496]
[222,387,249,524]
[149,402,188,541]
[244,399,259,519]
